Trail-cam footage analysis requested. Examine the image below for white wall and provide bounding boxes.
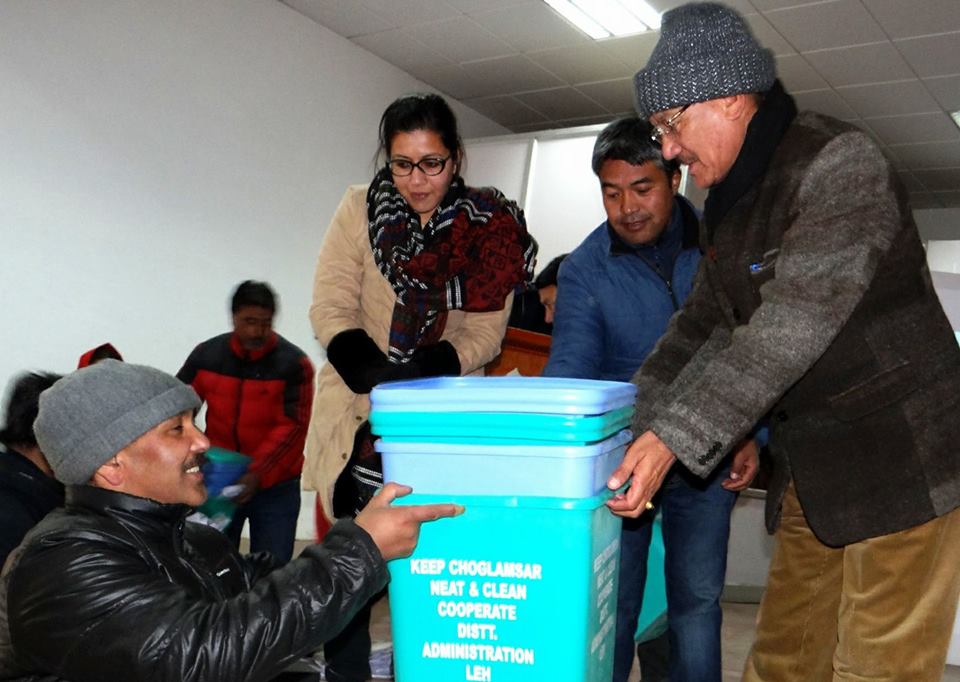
[0,0,506,391]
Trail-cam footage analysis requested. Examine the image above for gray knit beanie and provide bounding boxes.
[634,2,776,116]
[35,360,200,485]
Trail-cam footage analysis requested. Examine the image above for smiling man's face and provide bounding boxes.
[599,159,680,247]
[110,410,210,506]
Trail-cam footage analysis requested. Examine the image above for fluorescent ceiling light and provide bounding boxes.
[542,0,661,39]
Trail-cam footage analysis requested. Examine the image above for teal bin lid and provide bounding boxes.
[390,486,624,511]
[371,376,636,415]
[370,404,633,444]
[375,428,632,459]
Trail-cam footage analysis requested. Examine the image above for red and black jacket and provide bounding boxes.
[177,332,314,490]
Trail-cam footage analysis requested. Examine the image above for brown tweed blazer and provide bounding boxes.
[632,111,960,546]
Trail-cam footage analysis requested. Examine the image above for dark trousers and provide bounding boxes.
[225,476,301,563]
[613,460,736,682]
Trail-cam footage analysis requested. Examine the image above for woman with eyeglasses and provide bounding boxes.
[304,93,536,682]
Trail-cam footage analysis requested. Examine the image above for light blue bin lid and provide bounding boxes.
[375,428,632,459]
[371,376,636,415]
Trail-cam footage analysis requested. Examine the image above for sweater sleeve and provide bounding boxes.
[542,256,603,379]
[646,131,902,477]
[630,262,726,433]
[442,294,513,374]
[309,187,368,348]
[8,520,388,682]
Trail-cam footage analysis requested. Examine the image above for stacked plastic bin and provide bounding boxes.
[370,375,649,682]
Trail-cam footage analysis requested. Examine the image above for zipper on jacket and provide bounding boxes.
[665,277,679,311]
[634,249,680,311]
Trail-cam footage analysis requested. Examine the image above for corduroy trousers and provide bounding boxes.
[743,483,960,682]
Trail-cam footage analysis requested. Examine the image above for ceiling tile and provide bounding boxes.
[895,170,925,192]
[750,0,823,10]
[837,80,942,118]
[471,3,591,52]
[576,79,637,113]
[510,121,553,133]
[461,95,548,126]
[803,42,915,88]
[356,0,460,26]
[444,0,536,13]
[352,28,451,71]
[651,0,756,14]
[792,88,858,119]
[596,32,661,71]
[743,13,796,56]
[913,168,960,191]
[880,143,905,169]
[909,192,944,209]
[864,112,960,146]
[889,140,960,170]
[776,54,828,91]
[281,0,393,37]
[514,87,609,119]
[862,0,960,40]
[933,191,960,207]
[895,32,960,79]
[404,17,514,63]
[414,63,491,99]
[763,0,887,53]
[528,44,633,85]
[555,113,619,128]
[460,55,564,95]
[923,75,960,112]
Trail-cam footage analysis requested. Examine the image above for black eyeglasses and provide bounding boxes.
[387,156,451,177]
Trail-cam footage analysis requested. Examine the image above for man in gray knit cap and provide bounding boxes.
[0,360,460,681]
[606,2,960,680]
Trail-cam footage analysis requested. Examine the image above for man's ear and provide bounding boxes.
[92,453,125,488]
[719,93,755,121]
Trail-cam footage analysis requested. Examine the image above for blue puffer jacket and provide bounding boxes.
[543,197,701,382]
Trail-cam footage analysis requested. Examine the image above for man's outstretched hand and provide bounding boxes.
[356,483,464,561]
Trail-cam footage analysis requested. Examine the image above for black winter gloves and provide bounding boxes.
[412,340,461,377]
[327,329,461,394]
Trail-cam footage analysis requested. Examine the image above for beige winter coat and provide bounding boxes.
[304,185,512,522]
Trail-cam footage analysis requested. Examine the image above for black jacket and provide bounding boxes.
[0,486,387,682]
[0,450,63,570]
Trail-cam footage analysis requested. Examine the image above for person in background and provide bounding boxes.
[508,254,567,334]
[178,280,314,563]
[543,116,757,682]
[611,3,960,680]
[0,360,459,681]
[306,93,536,682]
[0,371,64,569]
[77,342,122,368]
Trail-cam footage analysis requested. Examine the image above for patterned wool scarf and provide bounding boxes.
[367,167,536,363]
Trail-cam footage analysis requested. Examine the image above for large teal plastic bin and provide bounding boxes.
[388,491,621,682]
